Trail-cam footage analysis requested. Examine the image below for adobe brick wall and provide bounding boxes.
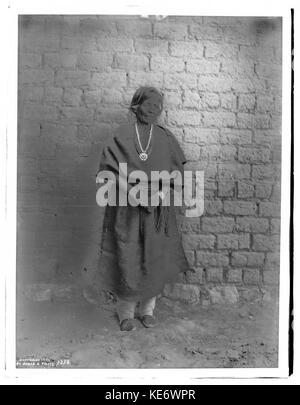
[17,15,282,303]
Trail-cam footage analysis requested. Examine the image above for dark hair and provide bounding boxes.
[129,86,164,116]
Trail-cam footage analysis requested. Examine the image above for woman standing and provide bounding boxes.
[96,86,190,331]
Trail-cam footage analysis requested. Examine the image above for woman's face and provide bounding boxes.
[136,94,163,124]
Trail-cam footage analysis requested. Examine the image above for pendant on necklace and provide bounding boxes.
[139,152,148,161]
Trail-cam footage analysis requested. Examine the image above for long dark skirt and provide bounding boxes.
[97,194,190,302]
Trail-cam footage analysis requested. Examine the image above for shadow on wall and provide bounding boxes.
[52,142,105,285]
[17,132,108,285]
[251,18,282,43]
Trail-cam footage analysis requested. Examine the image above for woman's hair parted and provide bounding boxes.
[129,86,164,117]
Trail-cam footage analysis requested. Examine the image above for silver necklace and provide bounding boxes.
[135,122,153,161]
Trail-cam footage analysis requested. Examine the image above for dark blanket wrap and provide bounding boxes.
[96,123,190,301]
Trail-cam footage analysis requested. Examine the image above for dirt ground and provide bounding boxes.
[16,291,279,369]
